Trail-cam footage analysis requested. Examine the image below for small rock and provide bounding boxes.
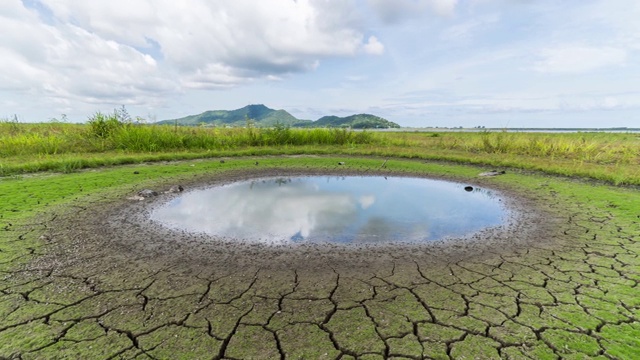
[167,185,184,193]
[127,195,145,201]
[464,186,474,192]
[338,162,345,165]
[479,170,506,177]
[137,189,158,198]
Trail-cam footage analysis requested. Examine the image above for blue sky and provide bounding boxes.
[1,0,639,127]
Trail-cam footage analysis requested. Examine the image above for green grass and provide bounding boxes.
[0,118,374,157]
[1,120,639,185]
[389,131,639,163]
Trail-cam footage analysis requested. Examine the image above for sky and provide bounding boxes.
[1,0,639,128]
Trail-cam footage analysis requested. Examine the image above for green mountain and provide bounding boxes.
[157,104,400,129]
[157,104,306,127]
[298,114,401,129]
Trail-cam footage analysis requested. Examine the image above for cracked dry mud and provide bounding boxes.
[1,169,639,359]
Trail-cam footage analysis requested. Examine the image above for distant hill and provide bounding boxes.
[300,114,401,129]
[156,104,305,127]
[157,104,400,129]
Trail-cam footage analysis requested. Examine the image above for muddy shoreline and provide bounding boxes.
[40,168,562,275]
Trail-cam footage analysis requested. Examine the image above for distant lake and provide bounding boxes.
[368,128,640,133]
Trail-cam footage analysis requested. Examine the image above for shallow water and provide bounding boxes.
[150,176,508,245]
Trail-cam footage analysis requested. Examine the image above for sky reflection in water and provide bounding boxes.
[151,176,507,245]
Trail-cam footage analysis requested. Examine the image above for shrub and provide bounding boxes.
[87,112,123,138]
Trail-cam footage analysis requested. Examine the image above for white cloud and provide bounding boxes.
[1,0,381,112]
[601,97,619,109]
[38,0,370,79]
[440,14,500,42]
[345,75,369,82]
[0,1,174,109]
[358,195,376,209]
[430,0,459,16]
[363,36,385,55]
[534,46,627,74]
[152,180,359,244]
[2,0,639,127]
[571,0,640,50]
[368,0,458,23]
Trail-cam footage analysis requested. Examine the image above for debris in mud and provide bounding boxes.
[138,189,159,198]
[167,185,184,193]
[479,170,506,177]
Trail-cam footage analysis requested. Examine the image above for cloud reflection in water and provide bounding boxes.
[151,176,506,245]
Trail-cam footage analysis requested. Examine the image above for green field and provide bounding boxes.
[2,119,639,185]
[1,122,639,359]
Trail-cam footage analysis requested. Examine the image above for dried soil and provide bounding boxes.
[2,168,637,359]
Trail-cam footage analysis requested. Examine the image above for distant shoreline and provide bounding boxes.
[373,127,640,133]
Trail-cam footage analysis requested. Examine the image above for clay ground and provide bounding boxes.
[1,166,639,359]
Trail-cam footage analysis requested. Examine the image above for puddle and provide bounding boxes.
[150,176,509,245]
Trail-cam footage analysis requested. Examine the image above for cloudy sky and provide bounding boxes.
[2,0,639,127]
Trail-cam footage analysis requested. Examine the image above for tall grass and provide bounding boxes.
[385,131,640,165]
[0,113,374,156]
[2,115,639,185]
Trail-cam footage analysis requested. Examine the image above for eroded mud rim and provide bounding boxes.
[44,168,560,272]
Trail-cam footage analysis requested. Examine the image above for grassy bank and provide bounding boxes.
[1,120,639,185]
[0,120,374,156]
